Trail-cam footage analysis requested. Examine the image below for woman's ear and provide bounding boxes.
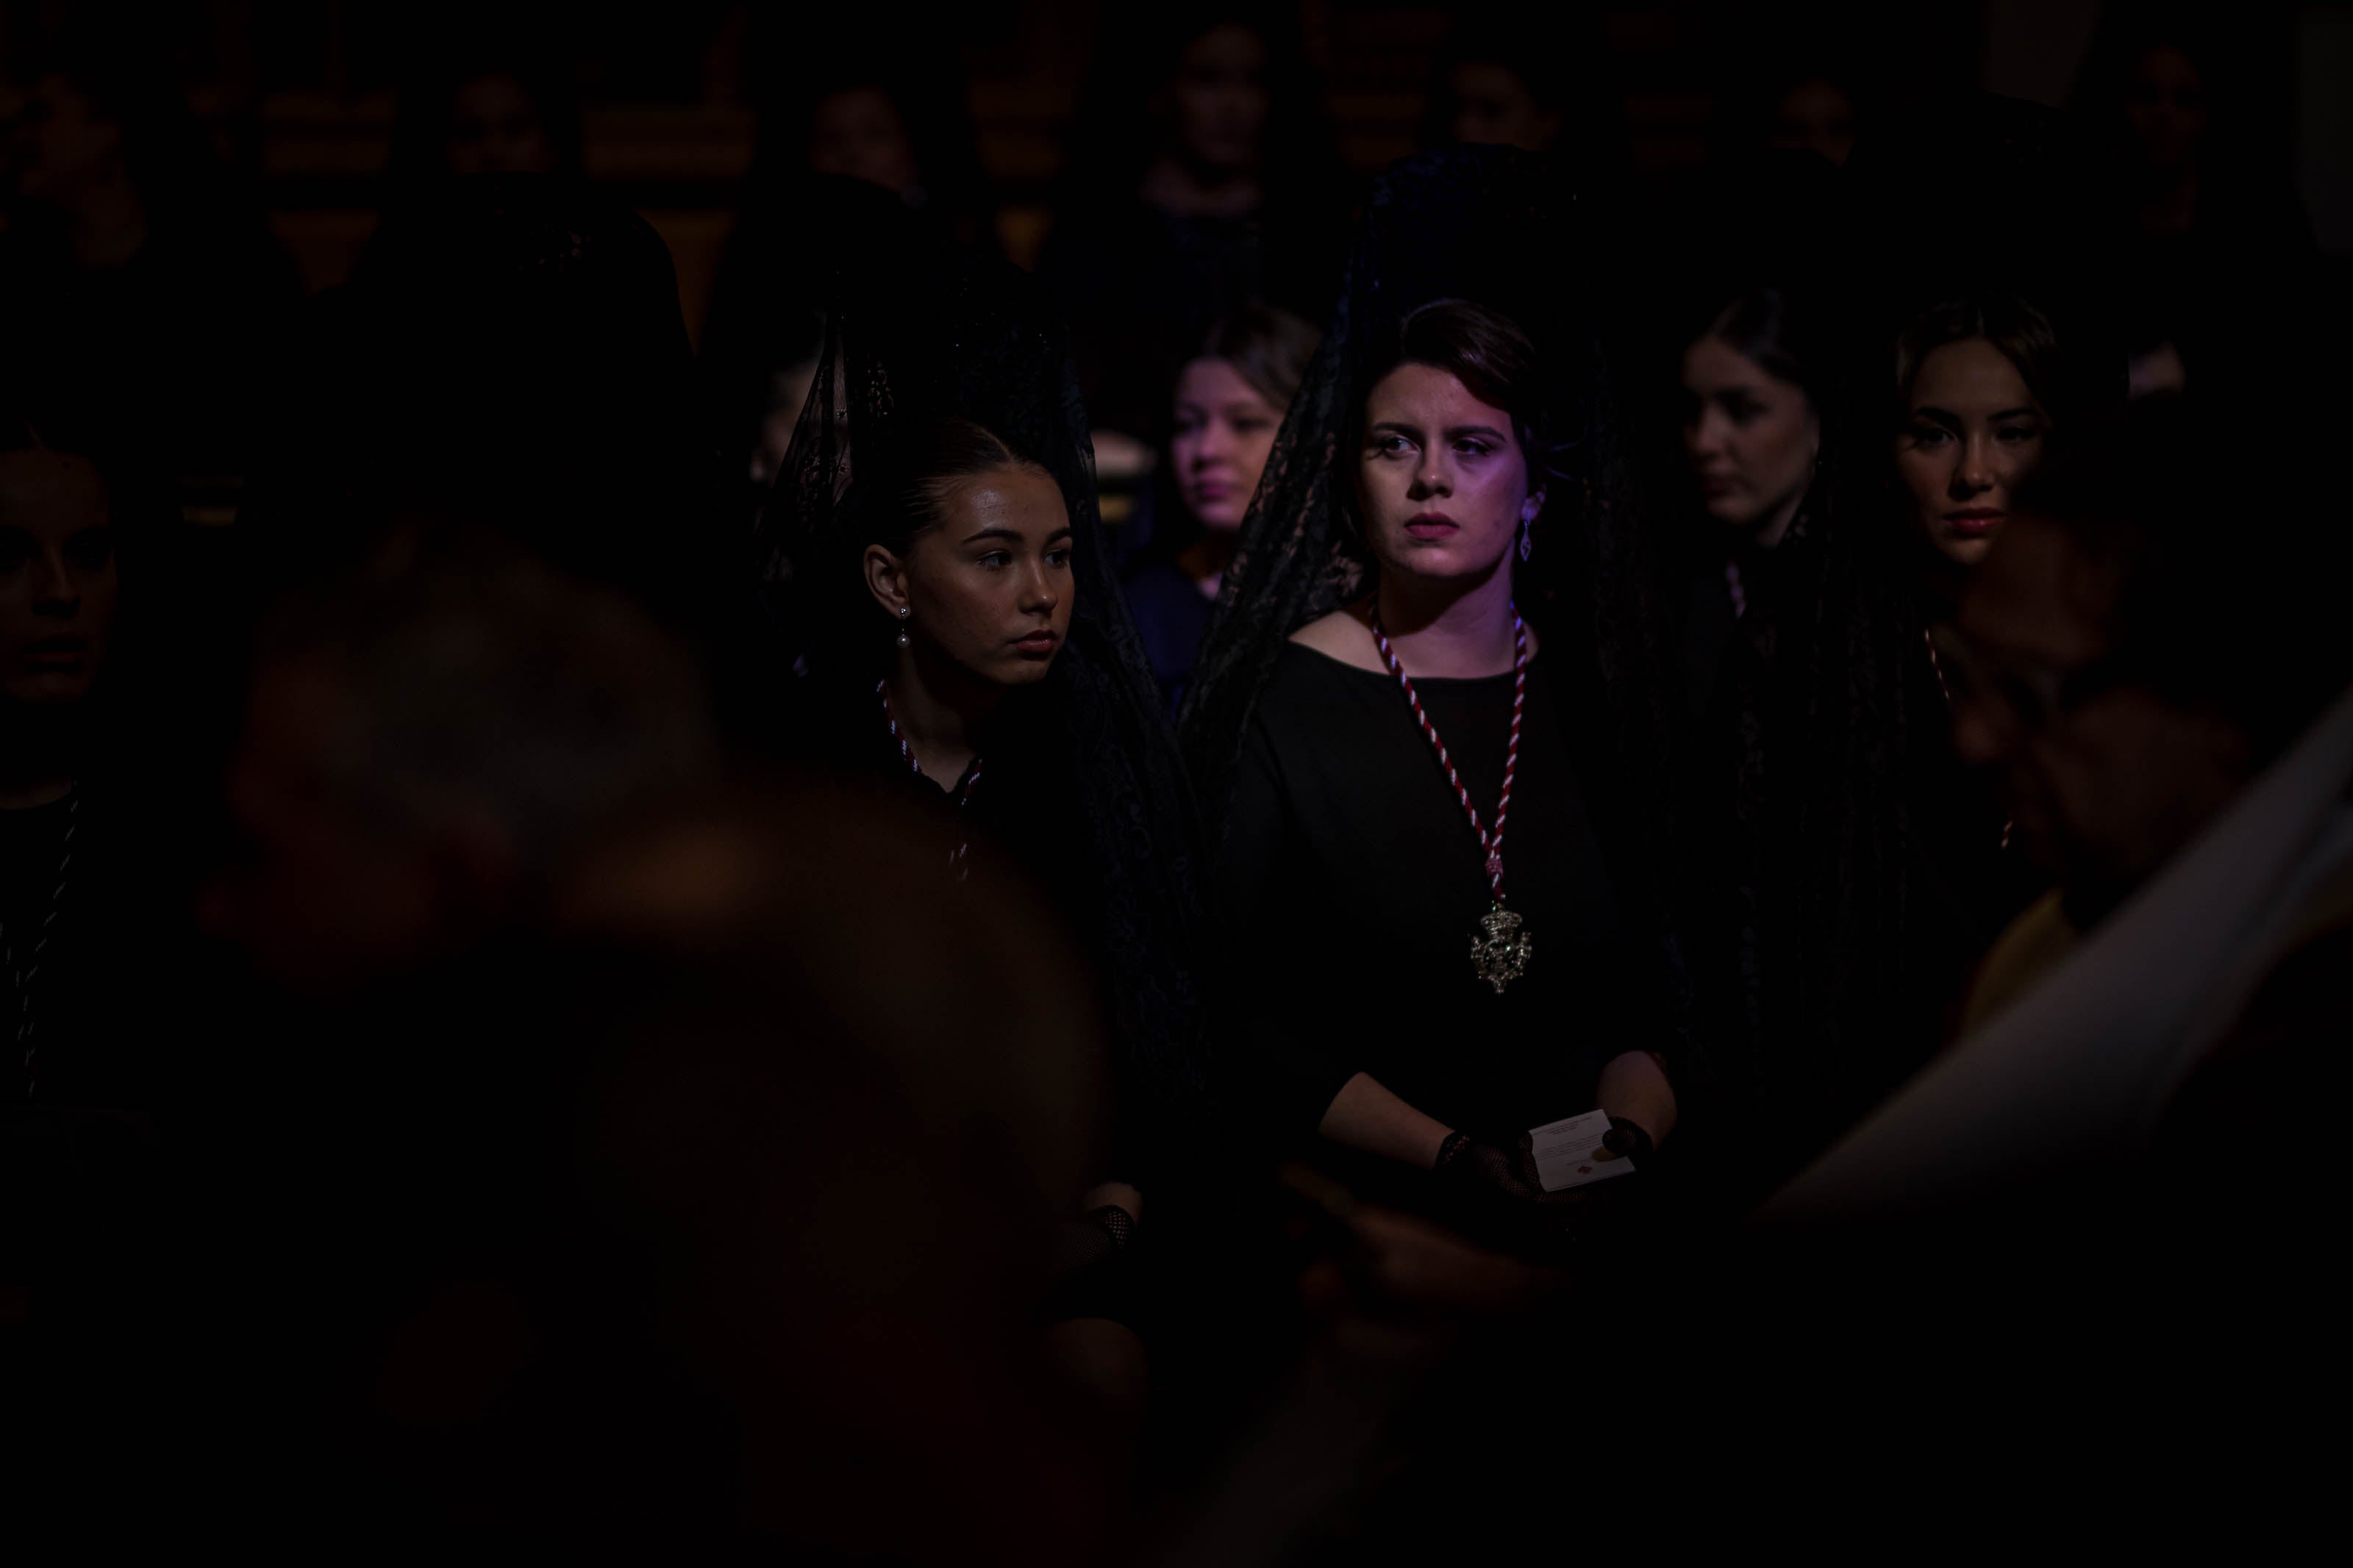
[863,544,908,618]
[1521,488,1546,524]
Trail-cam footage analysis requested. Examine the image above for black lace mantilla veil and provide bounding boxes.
[1179,146,1693,1044]
[755,180,1210,1113]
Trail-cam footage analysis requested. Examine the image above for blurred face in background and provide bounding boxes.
[1171,24,1270,172]
[810,85,921,196]
[1768,75,1857,165]
[10,74,121,207]
[1449,61,1560,152]
[1171,357,1282,533]
[1896,339,2048,570]
[0,451,116,710]
[1681,335,1817,545]
[866,468,1075,688]
[2126,43,2207,175]
[446,73,557,176]
[1357,362,1538,590]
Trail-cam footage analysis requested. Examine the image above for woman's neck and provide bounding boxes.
[884,645,1003,791]
[0,712,79,809]
[1138,155,1262,221]
[1176,534,1234,601]
[1373,563,1524,679]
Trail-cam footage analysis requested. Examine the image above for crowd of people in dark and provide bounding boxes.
[4,6,2347,1559]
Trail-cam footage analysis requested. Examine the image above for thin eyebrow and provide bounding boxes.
[1989,407,2043,422]
[1912,406,1964,427]
[1368,420,1424,440]
[1443,424,1511,443]
[960,526,1076,545]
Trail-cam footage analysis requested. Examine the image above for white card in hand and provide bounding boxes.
[1529,1109,1636,1192]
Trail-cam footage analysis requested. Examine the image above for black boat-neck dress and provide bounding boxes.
[1219,640,1673,1153]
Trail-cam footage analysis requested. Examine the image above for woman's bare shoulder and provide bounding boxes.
[1288,604,1385,672]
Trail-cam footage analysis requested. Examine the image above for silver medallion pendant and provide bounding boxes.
[1470,901,1532,995]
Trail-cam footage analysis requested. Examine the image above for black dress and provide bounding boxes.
[1220,641,1666,1150]
[1119,556,1215,720]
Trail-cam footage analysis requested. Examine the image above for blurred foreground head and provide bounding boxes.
[340,785,1115,1560]
[1952,393,2350,914]
[246,177,721,633]
[210,536,714,989]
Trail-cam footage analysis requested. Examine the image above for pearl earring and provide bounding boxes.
[896,604,911,648]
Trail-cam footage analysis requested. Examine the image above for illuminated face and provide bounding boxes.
[865,467,1075,687]
[1357,362,1538,590]
[1895,338,2049,570]
[0,451,116,709]
[1171,357,1283,533]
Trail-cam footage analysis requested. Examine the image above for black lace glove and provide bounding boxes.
[1051,1204,1138,1278]
[1430,1131,1585,1259]
[1603,1117,1654,1164]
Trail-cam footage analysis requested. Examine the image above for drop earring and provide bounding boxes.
[895,604,912,648]
[1518,516,1534,563]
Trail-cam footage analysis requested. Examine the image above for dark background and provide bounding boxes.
[4,0,2341,348]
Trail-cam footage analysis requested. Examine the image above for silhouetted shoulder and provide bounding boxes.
[1287,604,1384,672]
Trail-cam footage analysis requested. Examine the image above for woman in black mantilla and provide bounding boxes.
[1182,148,1690,1252]
[1,402,224,1282]
[1699,98,2123,1195]
[759,193,1208,1328]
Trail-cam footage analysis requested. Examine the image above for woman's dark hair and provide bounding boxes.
[861,418,1059,560]
[1193,303,1321,412]
[1894,294,2068,423]
[1699,286,1829,415]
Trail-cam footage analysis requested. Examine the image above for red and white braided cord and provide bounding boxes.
[878,680,982,880]
[1369,609,1527,901]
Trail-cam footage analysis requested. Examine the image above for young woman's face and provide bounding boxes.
[11,75,120,206]
[1171,357,1282,533]
[446,74,557,176]
[0,451,116,709]
[1769,75,1858,165]
[810,86,920,196]
[1357,362,1536,590]
[1894,338,2049,570]
[868,466,1074,687]
[1681,334,1818,538]
[1449,61,1560,152]
[2126,44,2207,175]
[1170,24,1270,171]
